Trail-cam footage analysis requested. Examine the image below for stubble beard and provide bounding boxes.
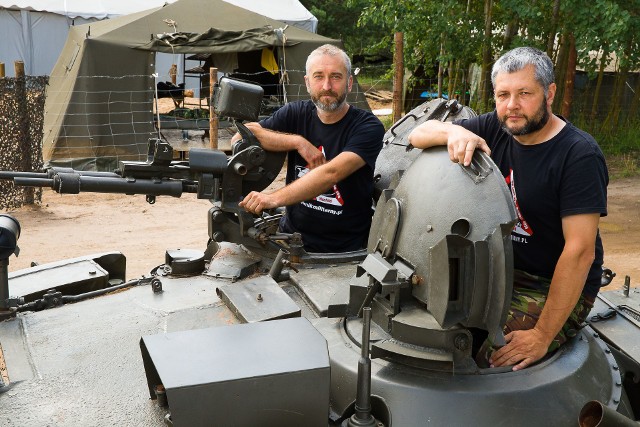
[500,97,550,136]
[310,88,347,112]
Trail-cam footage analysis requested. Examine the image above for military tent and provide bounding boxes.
[0,0,318,77]
[42,0,366,170]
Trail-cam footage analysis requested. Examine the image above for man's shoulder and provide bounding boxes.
[560,119,597,144]
[556,118,604,156]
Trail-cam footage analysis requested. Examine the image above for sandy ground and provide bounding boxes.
[3,175,639,292]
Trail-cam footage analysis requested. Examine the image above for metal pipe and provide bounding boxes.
[14,177,53,188]
[0,259,9,311]
[61,279,140,303]
[347,307,377,427]
[579,400,640,427]
[16,279,141,312]
[624,275,631,297]
[268,249,288,281]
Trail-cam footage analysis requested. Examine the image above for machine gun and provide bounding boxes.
[1,78,290,255]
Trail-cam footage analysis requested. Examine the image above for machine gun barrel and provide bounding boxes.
[13,177,53,187]
[0,169,121,181]
[15,174,188,197]
[0,171,47,180]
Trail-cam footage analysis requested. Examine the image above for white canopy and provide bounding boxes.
[0,0,318,76]
[0,1,171,19]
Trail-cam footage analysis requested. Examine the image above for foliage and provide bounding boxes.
[304,0,639,153]
[299,0,390,57]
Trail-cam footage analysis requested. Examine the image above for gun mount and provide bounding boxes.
[2,78,293,256]
[1,87,640,426]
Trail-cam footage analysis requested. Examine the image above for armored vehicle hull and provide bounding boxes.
[1,97,639,426]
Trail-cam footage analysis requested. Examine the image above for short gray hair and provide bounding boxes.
[306,44,352,76]
[491,47,555,94]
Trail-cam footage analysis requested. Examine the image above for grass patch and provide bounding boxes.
[378,115,395,130]
[356,66,393,92]
[571,116,640,179]
[606,153,640,179]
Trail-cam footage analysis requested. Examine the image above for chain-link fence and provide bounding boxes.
[0,76,48,210]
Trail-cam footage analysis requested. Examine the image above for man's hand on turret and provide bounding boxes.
[408,120,490,166]
[446,125,491,166]
[489,328,550,371]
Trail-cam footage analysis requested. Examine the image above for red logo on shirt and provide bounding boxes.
[506,169,533,237]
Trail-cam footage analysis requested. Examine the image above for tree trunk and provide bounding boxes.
[626,74,640,125]
[448,60,456,102]
[553,33,569,113]
[502,18,519,50]
[603,44,630,133]
[590,47,609,123]
[437,39,444,98]
[561,33,576,118]
[478,0,493,112]
[547,0,562,58]
[602,68,627,133]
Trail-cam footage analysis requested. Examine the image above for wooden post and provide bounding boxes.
[169,64,177,85]
[14,61,25,78]
[209,67,218,150]
[0,63,5,78]
[392,32,404,123]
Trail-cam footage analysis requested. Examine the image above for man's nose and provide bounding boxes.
[506,94,519,110]
[321,78,332,90]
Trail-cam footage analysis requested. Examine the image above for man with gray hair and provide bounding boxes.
[236,44,384,253]
[408,47,608,370]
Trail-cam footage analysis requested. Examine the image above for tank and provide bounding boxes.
[1,79,639,427]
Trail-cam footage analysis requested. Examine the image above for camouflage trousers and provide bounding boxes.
[477,269,595,367]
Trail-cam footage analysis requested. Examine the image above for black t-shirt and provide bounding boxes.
[260,100,384,252]
[455,111,608,297]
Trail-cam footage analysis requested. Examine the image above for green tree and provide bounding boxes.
[312,0,640,126]
[300,0,390,58]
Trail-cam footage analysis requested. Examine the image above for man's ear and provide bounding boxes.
[547,82,557,107]
[304,75,311,94]
[347,75,353,93]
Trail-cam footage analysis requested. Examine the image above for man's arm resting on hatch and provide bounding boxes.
[231,122,325,169]
[239,151,365,214]
[490,212,600,371]
[408,119,491,166]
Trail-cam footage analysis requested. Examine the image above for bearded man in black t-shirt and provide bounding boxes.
[236,44,384,253]
[409,47,608,371]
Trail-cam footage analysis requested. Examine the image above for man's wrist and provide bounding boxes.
[532,325,556,347]
[293,135,306,152]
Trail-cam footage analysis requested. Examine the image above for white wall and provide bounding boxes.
[0,9,94,76]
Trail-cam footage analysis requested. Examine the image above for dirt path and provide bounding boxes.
[4,176,639,291]
[599,177,640,290]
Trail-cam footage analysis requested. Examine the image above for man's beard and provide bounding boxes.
[500,97,550,136]
[310,89,347,112]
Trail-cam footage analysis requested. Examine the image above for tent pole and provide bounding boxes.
[209,67,218,150]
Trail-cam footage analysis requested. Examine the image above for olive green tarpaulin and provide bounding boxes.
[43,0,368,171]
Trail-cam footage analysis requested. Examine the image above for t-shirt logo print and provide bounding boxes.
[506,169,533,237]
[296,146,344,207]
